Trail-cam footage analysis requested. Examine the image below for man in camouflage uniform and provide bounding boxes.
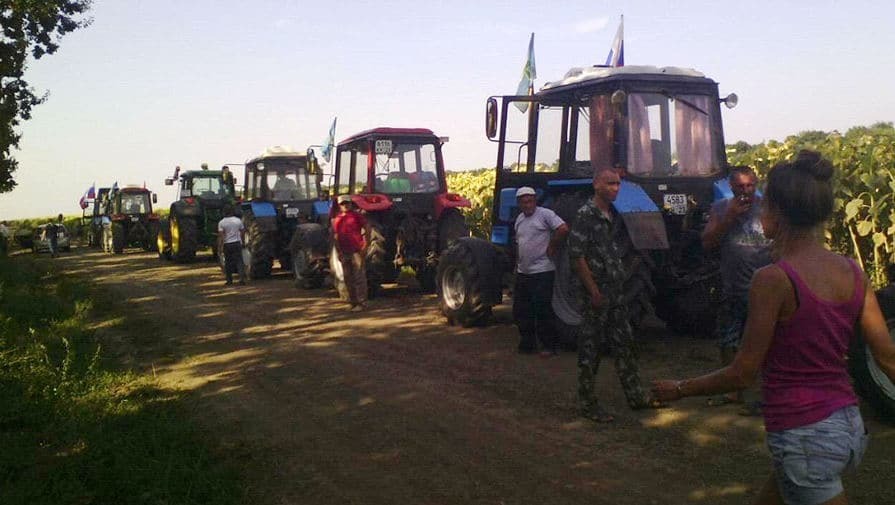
[568,167,661,422]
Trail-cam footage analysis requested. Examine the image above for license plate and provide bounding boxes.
[663,194,688,215]
[285,207,299,218]
[130,216,140,222]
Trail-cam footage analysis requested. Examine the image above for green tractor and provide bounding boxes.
[102,186,160,254]
[157,165,238,262]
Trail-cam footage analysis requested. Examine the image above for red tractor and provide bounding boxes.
[289,128,471,296]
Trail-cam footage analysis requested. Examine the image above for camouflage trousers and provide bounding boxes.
[577,304,649,413]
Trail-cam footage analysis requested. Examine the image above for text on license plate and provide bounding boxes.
[285,207,300,218]
[663,194,688,215]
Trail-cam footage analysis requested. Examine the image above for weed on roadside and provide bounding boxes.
[0,256,242,505]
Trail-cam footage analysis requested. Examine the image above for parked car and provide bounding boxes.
[31,224,71,254]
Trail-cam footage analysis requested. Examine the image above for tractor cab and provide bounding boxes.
[333,128,464,221]
[243,147,327,224]
[486,65,736,252]
[330,127,470,295]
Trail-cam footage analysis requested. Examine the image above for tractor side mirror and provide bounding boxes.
[485,97,498,139]
[307,148,320,175]
[152,193,158,204]
[164,178,174,186]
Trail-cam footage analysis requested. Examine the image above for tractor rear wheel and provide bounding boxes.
[437,238,498,327]
[437,209,470,253]
[849,286,895,423]
[111,222,125,254]
[365,218,393,299]
[290,224,326,289]
[145,220,160,252]
[171,214,197,262]
[242,210,274,279]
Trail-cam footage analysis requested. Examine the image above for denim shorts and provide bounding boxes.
[766,406,868,505]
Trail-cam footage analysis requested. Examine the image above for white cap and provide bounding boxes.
[337,195,353,204]
[516,186,536,198]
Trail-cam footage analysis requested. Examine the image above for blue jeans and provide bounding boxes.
[766,406,868,505]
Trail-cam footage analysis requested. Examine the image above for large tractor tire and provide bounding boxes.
[551,243,583,351]
[156,218,172,260]
[242,210,274,279]
[365,218,394,299]
[170,214,198,262]
[437,237,501,327]
[144,220,160,252]
[654,273,723,338]
[111,222,125,254]
[290,223,328,289]
[436,209,470,253]
[850,286,895,423]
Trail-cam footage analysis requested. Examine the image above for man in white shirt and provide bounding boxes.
[217,205,246,285]
[514,186,570,355]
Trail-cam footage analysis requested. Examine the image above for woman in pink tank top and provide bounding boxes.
[651,150,895,505]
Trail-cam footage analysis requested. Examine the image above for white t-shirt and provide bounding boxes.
[514,206,565,274]
[218,216,244,244]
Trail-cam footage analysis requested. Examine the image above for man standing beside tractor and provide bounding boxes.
[217,205,246,286]
[569,167,665,423]
[701,165,771,414]
[333,195,370,311]
[513,186,569,356]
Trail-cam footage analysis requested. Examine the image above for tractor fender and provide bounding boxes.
[350,194,393,213]
[171,200,201,217]
[433,192,471,220]
[312,200,331,220]
[614,180,669,251]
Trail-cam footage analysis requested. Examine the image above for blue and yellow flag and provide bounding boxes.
[514,33,536,113]
[321,117,337,163]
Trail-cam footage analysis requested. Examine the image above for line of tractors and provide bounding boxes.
[79,63,894,419]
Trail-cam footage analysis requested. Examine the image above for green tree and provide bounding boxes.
[1,1,92,192]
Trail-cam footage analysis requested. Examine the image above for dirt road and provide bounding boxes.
[58,247,894,505]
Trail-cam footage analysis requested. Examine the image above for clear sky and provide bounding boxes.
[2,0,893,219]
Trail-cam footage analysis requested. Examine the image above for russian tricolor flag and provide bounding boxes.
[605,16,624,67]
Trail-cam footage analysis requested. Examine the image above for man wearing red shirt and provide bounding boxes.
[333,195,370,310]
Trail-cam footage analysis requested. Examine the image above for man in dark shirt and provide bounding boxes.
[568,167,662,422]
[701,166,771,411]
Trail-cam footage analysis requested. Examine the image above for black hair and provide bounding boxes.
[766,149,834,228]
[728,165,755,181]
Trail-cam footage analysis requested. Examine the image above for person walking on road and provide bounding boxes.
[217,205,246,285]
[333,195,370,311]
[701,166,772,413]
[513,186,569,356]
[568,167,665,423]
[652,150,895,505]
[0,221,9,256]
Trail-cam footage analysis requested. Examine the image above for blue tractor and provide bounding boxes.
[239,147,330,279]
[436,65,740,338]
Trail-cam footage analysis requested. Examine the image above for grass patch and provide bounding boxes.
[0,256,241,505]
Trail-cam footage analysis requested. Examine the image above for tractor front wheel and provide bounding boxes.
[157,218,172,260]
[437,238,499,327]
[111,222,125,254]
[171,214,198,262]
[849,286,895,422]
[242,210,274,279]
